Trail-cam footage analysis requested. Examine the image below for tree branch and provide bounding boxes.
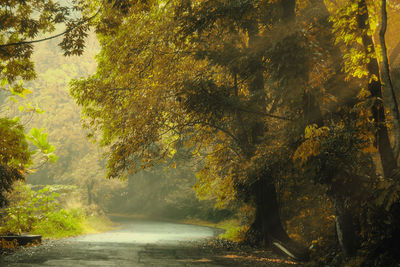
[0,10,100,48]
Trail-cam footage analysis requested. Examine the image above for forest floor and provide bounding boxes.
[0,216,299,266]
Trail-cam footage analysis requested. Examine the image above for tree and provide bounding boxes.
[0,0,94,205]
[71,0,400,263]
[294,0,400,259]
[0,118,29,207]
[71,0,314,259]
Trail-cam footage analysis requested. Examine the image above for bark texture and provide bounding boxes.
[246,174,310,261]
[358,0,397,178]
[379,0,400,160]
[328,188,358,257]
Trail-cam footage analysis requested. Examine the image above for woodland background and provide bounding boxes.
[1,0,400,266]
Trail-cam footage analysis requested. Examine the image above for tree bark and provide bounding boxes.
[390,41,400,66]
[329,191,358,257]
[358,0,397,178]
[242,2,309,260]
[246,172,310,260]
[379,0,400,161]
[309,0,361,257]
[282,0,296,22]
[87,179,95,205]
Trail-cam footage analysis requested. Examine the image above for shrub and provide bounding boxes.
[0,182,85,238]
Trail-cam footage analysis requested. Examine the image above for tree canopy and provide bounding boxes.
[2,0,400,265]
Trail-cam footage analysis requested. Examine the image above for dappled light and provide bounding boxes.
[1,0,400,266]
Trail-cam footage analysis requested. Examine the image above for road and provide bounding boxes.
[0,217,299,266]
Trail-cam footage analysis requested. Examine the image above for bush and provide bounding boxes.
[32,209,84,238]
[0,182,85,238]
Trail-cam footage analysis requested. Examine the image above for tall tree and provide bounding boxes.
[71,0,312,259]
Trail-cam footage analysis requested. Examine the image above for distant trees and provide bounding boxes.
[3,0,400,264]
[0,0,94,207]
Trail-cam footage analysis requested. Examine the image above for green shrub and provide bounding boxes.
[32,209,84,238]
[0,182,85,238]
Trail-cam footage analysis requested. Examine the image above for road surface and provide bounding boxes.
[0,217,299,266]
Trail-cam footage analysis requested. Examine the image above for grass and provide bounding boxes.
[80,215,116,235]
[181,218,247,242]
[31,213,116,239]
[0,213,117,251]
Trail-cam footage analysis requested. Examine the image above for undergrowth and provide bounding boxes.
[0,182,114,244]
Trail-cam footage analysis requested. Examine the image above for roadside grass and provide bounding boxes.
[34,214,116,239]
[80,215,116,235]
[106,213,246,242]
[181,218,248,242]
[1,212,116,240]
[0,214,116,253]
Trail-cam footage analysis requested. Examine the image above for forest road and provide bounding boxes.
[0,217,298,266]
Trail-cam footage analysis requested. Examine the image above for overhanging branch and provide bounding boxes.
[0,10,100,48]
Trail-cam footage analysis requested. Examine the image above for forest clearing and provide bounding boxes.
[1,0,400,266]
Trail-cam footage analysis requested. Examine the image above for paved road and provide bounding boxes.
[0,217,299,266]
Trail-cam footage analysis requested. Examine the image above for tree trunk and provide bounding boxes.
[246,173,310,260]
[241,0,310,260]
[357,0,397,178]
[303,91,323,127]
[282,0,296,22]
[308,0,361,256]
[87,179,95,206]
[330,193,358,257]
[379,0,400,161]
[390,41,400,66]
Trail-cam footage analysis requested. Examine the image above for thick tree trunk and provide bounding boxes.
[246,173,310,260]
[241,0,309,260]
[358,0,397,178]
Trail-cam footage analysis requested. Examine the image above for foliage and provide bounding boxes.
[0,182,84,238]
[26,128,58,164]
[123,158,234,221]
[0,0,94,88]
[0,117,30,169]
[0,0,94,209]
[3,0,399,264]
[0,238,19,250]
[0,117,29,207]
[293,119,374,186]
